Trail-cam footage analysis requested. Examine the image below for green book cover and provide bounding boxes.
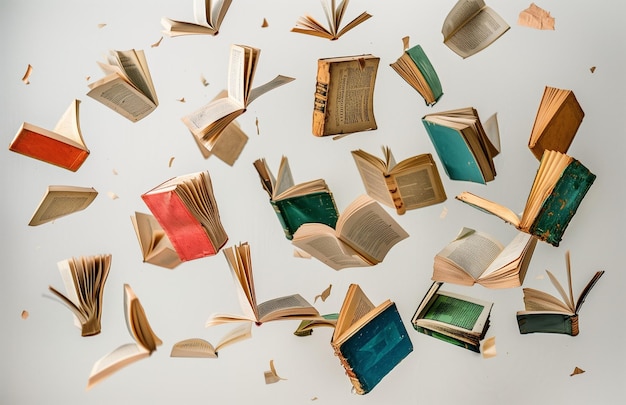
[422,120,485,184]
[271,191,339,240]
[422,294,484,330]
[414,326,480,353]
[406,45,443,106]
[516,313,575,336]
[530,159,596,246]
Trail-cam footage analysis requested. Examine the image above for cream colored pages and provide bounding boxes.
[181,97,243,138]
[394,167,438,209]
[437,228,504,280]
[291,224,369,270]
[482,232,532,278]
[52,99,85,146]
[247,75,295,105]
[352,153,394,207]
[87,343,149,390]
[87,75,155,122]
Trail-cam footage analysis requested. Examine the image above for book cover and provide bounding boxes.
[335,303,413,394]
[517,313,577,336]
[405,45,443,105]
[413,325,481,353]
[271,191,339,240]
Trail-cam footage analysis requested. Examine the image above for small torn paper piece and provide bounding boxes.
[261,18,269,28]
[151,36,163,48]
[177,97,186,103]
[264,359,286,384]
[439,206,448,219]
[590,66,596,73]
[314,284,332,303]
[107,191,119,200]
[168,156,175,167]
[482,336,497,359]
[22,64,33,84]
[294,248,312,259]
[200,75,209,87]
[570,366,585,376]
[255,117,260,135]
[21,310,29,319]
[97,23,107,29]
[518,3,555,30]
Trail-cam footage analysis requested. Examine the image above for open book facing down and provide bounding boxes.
[161,0,233,37]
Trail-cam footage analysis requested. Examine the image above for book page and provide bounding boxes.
[193,0,209,24]
[52,99,85,147]
[87,74,156,122]
[274,156,295,198]
[351,151,394,207]
[247,75,295,105]
[442,0,485,40]
[87,343,149,390]
[29,186,98,226]
[223,245,257,321]
[181,97,243,138]
[393,165,444,210]
[482,233,532,278]
[257,294,317,322]
[437,228,504,280]
[171,338,217,358]
[444,4,509,58]
[228,44,247,106]
[113,50,155,104]
[455,191,520,227]
[334,284,375,337]
[215,322,252,351]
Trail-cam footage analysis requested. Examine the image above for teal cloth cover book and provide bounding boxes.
[331,284,413,395]
[516,251,604,336]
[412,282,492,352]
[390,38,443,106]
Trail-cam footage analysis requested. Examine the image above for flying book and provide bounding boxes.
[130,212,182,270]
[161,0,232,37]
[412,282,493,353]
[141,171,228,261]
[9,99,89,171]
[456,150,596,247]
[293,313,339,337]
[87,284,162,390]
[87,49,158,122]
[331,284,413,395]
[205,242,322,326]
[171,323,252,358]
[182,44,294,148]
[48,254,112,337]
[422,107,499,184]
[351,146,447,215]
[528,86,584,160]
[292,195,409,270]
[313,54,379,137]
[442,0,510,59]
[253,156,339,240]
[29,185,98,226]
[390,37,443,106]
[291,0,372,41]
[433,228,537,288]
[517,251,605,336]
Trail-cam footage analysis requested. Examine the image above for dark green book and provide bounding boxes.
[390,41,443,106]
[411,282,492,352]
[517,251,604,336]
[253,156,338,240]
[456,150,596,246]
[331,284,413,395]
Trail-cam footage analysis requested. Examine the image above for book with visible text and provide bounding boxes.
[517,251,604,336]
[29,185,98,226]
[313,54,379,137]
[9,99,89,171]
[87,49,158,122]
[292,195,409,270]
[351,146,446,215]
[161,0,232,37]
[171,323,252,358]
[141,171,228,261]
[412,282,493,352]
[390,38,443,106]
[48,254,112,337]
[456,150,596,246]
[130,212,182,269]
[253,156,339,239]
[206,242,322,326]
[291,0,372,41]
[331,284,413,395]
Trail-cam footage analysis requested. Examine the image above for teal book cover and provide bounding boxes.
[271,191,339,240]
[516,313,576,336]
[530,159,596,246]
[422,120,485,184]
[337,303,413,394]
[406,45,443,106]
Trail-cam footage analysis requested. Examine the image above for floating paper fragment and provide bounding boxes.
[293,248,312,259]
[21,310,29,319]
[590,66,596,73]
[22,64,33,84]
[107,191,119,200]
[482,336,497,358]
[311,397,318,401]
[314,284,332,303]
[200,75,209,87]
[177,97,186,103]
[97,23,107,29]
[535,274,545,280]
[151,36,163,48]
[264,359,286,384]
[112,168,118,175]
[261,18,269,28]
[439,206,448,219]
[85,76,91,81]
[570,366,585,376]
[168,157,175,167]
[518,3,555,30]
[255,117,260,135]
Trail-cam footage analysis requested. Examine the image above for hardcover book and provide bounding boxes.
[29,185,98,226]
[422,107,499,184]
[456,150,596,246]
[517,251,604,336]
[253,156,339,239]
[331,284,413,395]
[161,0,232,37]
[141,171,228,261]
[9,99,89,171]
[412,282,493,352]
[130,212,182,270]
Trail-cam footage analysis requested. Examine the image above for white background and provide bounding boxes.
[1,1,624,404]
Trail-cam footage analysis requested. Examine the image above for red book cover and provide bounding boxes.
[141,189,217,261]
[9,123,89,172]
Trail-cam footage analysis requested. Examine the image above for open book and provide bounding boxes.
[433,228,537,288]
[9,99,89,171]
[412,282,493,352]
[205,242,322,326]
[292,195,409,270]
[422,107,499,184]
[171,323,252,358]
[291,0,372,41]
[29,185,98,226]
[87,49,158,122]
[161,0,232,37]
[142,171,228,261]
[528,86,584,160]
[456,150,596,246]
[517,251,605,336]
[351,146,446,215]
[48,254,112,337]
[130,212,181,270]
[253,156,339,239]
[293,313,339,337]
[390,37,443,106]
[182,44,295,147]
[331,284,413,395]
[87,284,162,390]
[442,0,510,58]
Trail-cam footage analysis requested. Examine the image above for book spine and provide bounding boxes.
[271,192,339,240]
[270,200,293,240]
[312,60,331,136]
[331,342,366,395]
[384,175,406,215]
[570,314,579,336]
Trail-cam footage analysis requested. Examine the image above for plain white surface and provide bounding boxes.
[1,1,625,404]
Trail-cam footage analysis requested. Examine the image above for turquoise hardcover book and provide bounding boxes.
[390,39,443,106]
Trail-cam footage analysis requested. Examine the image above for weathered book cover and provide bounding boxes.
[517,313,577,336]
[405,45,443,106]
[271,191,339,240]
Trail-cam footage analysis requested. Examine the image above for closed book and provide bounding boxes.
[271,192,338,240]
[517,313,578,336]
[414,325,481,353]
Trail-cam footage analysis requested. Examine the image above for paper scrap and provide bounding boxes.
[401,36,410,51]
[97,23,107,29]
[200,75,209,87]
[21,64,33,84]
[535,274,545,280]
[518,3,555,30]
[311,397,318,401]
[177,97,186,103]
[85,75,91,81]
[264,359,286,384]
[293,248,312,259]
[314,284,332,303]
[570,366,585,376]
[482,336,497,359]
[112,168,118,175]
[168,157,175,167]
[261,18,269,28]
[21,310,29,319]
[255,117,260,135]
[107,191,119,200]
[151,36,163,48]
[590,66,596,73]
[439,206,448,219]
